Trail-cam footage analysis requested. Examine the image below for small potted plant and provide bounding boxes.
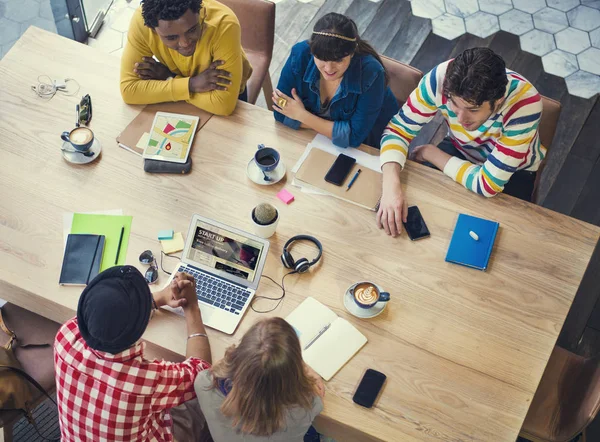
[251,203,279,238]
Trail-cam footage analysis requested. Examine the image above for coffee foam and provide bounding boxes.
[70,128,93,144]
[354,284,378,304]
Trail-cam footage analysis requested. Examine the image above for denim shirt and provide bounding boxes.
[274,41,399,148]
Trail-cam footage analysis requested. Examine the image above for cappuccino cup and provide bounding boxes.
[350,282,390,309]
[61,127,94,152]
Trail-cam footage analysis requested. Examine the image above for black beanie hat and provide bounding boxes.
[77,265,152,354]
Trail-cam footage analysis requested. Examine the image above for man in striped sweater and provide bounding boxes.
[377,48,543,236]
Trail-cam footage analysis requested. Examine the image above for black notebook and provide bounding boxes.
[59,234,105,285]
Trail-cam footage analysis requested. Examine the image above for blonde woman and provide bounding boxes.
[194,317,325,441]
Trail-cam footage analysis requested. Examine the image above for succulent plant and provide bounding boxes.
[253,203,278,226]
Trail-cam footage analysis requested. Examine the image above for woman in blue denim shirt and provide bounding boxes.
[272,13,399,149]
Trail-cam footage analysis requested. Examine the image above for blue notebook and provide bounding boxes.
[445,214,499,271]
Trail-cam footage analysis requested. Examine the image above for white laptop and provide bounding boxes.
[163,214,270,334]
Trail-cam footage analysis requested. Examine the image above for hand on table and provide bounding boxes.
[272,88,307,122]
[409,144,435,163]
[376,179,408,237]
[189,60,232,93]
[134,57,173,80]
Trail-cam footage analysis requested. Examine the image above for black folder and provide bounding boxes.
[59,234,105,285]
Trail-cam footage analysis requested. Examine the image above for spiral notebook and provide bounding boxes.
[286,297,367,381]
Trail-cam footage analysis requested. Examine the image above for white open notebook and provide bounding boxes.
[286,297,368,381]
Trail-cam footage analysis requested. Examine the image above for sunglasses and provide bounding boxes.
[139,250,159,284]
[76,94,92,127]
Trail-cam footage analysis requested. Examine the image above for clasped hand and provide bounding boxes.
[154,272,198,310]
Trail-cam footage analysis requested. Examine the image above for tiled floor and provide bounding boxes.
[0,0,57,59]
[411,0,600,98]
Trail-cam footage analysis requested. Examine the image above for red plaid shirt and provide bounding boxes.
[54,318,210,441]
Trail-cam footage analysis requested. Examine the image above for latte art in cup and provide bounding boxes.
[70,127,93,144]
[353,284,379,304]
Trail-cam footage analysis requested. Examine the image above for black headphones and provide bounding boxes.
[280,235,323,274]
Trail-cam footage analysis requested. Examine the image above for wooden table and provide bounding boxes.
[2,28,600,442]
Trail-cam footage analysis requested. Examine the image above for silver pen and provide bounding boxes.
[303,324,331,350]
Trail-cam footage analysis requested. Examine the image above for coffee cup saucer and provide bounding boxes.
[343,283,388,319]
[246,158,286,185]
[61,138,102,165]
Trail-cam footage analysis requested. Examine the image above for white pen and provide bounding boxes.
[304,324,331,350]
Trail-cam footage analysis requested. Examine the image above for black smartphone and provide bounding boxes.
[353,369,386,408]
[325,153,356,186]
[403,206,430,241]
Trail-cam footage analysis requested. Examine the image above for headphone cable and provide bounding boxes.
[251,271,297,313]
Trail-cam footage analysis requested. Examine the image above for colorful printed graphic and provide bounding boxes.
[143,112,199,163]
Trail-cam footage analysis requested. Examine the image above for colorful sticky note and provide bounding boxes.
[158,229,174,240]
[277,189,295,204]
[161,232,185,254]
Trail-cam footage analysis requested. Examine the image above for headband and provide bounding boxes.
[312,31,357,42]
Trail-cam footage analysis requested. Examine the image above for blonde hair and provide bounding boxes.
[210,317,316,436]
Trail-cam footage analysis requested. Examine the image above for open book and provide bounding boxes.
[286,297,368,381]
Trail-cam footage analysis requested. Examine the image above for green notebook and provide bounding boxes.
[71,213,133,271]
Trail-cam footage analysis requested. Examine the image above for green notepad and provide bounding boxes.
[71,213,133,271]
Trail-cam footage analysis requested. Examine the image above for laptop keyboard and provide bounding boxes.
[178,266,250,315]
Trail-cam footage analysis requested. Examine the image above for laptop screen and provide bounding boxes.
[185,220,265,283]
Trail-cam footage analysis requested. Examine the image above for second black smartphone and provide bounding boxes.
[403,206,430,240]
[352,369,386,408]
[324,153,356,186]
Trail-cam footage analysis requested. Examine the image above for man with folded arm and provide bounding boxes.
[120,0,252,115]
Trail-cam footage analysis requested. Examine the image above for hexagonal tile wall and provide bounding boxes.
[444,0,478,18]
[500,9,534,35]
[533,7,569,34]
[513,0,547,14]
[432,13,466,40]
[465,11,499,38]
[581,0,600,9]
[478,0,512,15]
[567,5,600,31]
[546,0,581,12]
[0,0,57,60]
[590,28,600,47]
[407,0,600,98]
[520,29,557,57]
[566,70,600,98]
[411,0,446,19]
[555,27,591,54]
[542,50,579,77]
[578,47,600,74]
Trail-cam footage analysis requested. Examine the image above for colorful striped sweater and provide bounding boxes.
[380,60,544,197]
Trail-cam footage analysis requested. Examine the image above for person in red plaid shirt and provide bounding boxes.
[54,265,212,441]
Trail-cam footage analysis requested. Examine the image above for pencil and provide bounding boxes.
[346,168,362,191]
[115,226,125,265]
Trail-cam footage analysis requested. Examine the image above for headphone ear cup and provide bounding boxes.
[295,258,310,274]
[281,250,295,269]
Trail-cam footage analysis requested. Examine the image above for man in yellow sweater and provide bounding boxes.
[120,0,252,116]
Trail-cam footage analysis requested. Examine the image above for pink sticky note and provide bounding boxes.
[277,189,294,204]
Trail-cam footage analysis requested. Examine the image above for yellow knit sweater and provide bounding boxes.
[120,0,252,116]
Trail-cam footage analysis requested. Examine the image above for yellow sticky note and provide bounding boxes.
[136,132,151,149]
[161,232,184,254]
